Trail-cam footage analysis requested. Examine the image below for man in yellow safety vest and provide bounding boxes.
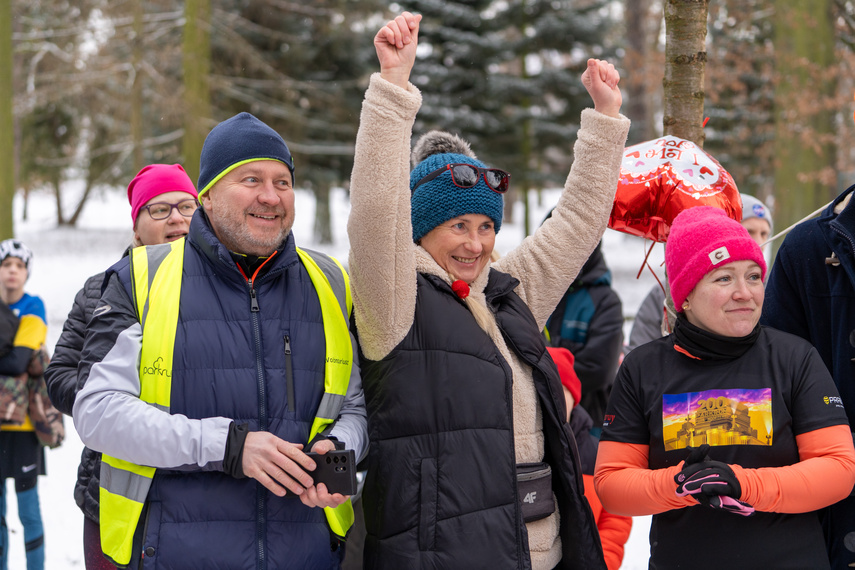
[73,112,367,569]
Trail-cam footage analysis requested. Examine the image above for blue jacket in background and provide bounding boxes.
[761,184,855,569]
[761,185,855,426]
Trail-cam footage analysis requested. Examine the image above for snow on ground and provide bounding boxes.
[5,183,660,568]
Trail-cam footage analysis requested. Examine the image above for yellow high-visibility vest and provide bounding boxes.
[99,239,354,567]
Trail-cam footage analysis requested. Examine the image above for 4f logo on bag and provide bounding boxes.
[523,492,537,504]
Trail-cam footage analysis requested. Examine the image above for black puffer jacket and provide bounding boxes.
[360,269,605,570]
[46,272,103,415]
[46,260,122,522]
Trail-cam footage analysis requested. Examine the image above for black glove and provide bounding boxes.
[674,445,754,516]
[675,444,740,499]
[682,443,711,467]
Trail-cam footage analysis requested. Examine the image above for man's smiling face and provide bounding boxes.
[201,160,295,256]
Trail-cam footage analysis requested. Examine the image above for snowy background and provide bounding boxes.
[5,183,664,568]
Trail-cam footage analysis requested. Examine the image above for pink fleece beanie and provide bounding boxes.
[128,164,198,222]
[665,206,767,312]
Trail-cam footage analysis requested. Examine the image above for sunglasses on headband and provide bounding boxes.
[412,163,511,194]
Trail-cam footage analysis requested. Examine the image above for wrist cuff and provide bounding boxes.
[224,422,250,478]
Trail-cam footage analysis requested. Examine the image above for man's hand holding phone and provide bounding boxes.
[299,440,355,509]
[240,433,353,508]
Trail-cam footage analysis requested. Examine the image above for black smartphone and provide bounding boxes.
[304,449,357,495]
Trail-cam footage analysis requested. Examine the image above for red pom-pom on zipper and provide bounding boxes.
[451,280,470,300]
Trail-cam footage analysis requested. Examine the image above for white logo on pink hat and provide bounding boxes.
[709,246,731,265]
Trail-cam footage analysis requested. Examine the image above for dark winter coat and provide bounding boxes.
[761,185,855,569]
[45,269,109,522]
[46,247,132,523]
[762,186,855,427]
[545,245,623,424]
[359,269,605,570]
[46,270,107,415]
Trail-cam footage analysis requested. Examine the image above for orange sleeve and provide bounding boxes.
[594,440,696,516]
[584,473,633,570]
[733,424,855,513]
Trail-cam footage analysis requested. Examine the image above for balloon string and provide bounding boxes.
[636,239,666,300]
[761,199,834,247]
[635,239,656,279]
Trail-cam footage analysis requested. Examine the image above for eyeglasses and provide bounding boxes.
[142,199,198,220]
[412,163,511,194]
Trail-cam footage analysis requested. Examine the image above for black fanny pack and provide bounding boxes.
[516,462,555,522]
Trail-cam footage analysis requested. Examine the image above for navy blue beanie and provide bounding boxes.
[410,150,504,243]
[197,112,294,197]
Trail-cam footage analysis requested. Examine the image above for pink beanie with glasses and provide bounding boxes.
[128,164,198,222]
[665,206,767,312]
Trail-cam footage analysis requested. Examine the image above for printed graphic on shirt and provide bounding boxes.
[662,388,772,451]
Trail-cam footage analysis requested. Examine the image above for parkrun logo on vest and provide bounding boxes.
[142,356,172,378]
[326,356,351,366]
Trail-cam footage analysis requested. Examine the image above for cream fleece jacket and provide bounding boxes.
[348,73,630,569]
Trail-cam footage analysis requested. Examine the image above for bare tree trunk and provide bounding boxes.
[313,183,333,245]
[21,187,29,222]
[183,0,212,185]
[773,0,837,235]
[663,0,709,146]
[0,2,14,239]
[67,181,95,226]
[624,0,660,144]
[662,0,709,330]
[53,176,66,226]
[131,0,144,173]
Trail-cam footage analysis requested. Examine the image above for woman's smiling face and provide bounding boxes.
[419,214,496,284]
[684,259,765,337]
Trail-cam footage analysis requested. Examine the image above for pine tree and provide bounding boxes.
[402,0,617,234]
[703,1,776,201]
[208,0,385,243]
[623,0,662,145]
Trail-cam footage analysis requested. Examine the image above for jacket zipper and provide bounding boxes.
[492,331,526,568]
[234,252,279,570]
[284,335,295,413]
[829,224,855,363]
[250,285,266,570]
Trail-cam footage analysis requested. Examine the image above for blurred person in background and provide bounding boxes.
[595,206,855,569]
[45,164,198,570]
[0,239,50,570]
[543,240,623,436]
